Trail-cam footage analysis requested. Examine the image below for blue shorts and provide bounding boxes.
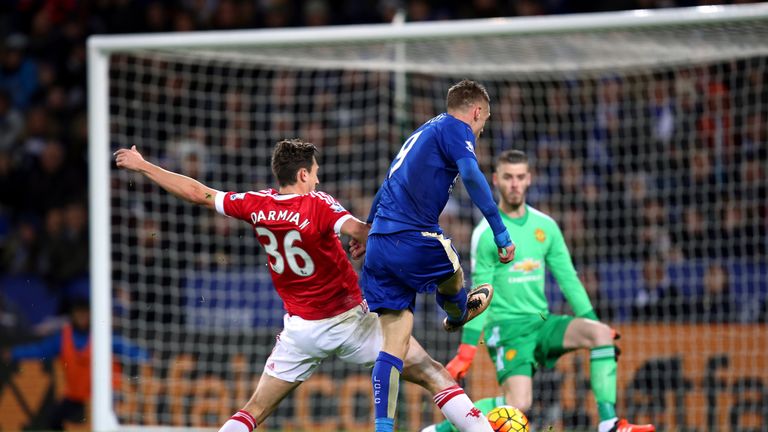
[361,230,461,312]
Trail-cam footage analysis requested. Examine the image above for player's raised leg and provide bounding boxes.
[401,337,493,432]
[218,374,300,432]
[563,318,655,432]
[438,268,493,332]
[435,267,469,326]
[427,233,493,332]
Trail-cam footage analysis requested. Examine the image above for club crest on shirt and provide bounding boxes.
[535,228,546,242]
[505,349,517,361]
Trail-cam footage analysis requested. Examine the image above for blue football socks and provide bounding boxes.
[372,351,404,432]
[436,289,468,324]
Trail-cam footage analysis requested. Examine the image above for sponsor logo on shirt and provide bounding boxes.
[535,228,546,242]
[512,258,541,273]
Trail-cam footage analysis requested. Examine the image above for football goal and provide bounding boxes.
[89,4,768,431]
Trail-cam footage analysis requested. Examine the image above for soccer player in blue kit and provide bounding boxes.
[363,80,516,432]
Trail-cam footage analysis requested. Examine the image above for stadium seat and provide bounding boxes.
[0,275,60,326]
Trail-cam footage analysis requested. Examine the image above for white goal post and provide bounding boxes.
[89,4,768,431]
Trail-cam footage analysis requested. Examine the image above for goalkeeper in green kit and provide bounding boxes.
[423,150,654,432]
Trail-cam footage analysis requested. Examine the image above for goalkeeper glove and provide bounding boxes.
[445,344,477,381]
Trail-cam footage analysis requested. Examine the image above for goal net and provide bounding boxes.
[90,5,768,431]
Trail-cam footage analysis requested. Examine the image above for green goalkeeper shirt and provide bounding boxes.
[461,205,595,346]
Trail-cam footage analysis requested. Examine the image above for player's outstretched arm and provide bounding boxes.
[456,157,515,263]
[114,145,219,210]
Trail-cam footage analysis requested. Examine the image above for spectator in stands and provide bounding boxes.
[580,266,615,322]
[143,2,172,33]
[646,73,676,147]
[0,219,42,276]
[698,81,734,160]
[636,197,680,262]
[18,105,51,161]
[0,34,38,111]
[630,257,684,322]
[717,200,766,258]
[492,83,527,151]
[40,202,89,287]
[560,159,586,207]
[594,75,634,170]
[686,263,736,323]
[172,7,198,32]
[737,153,768,257]
[0,89,23,152]
[20,139,86,216]
[560,206,591,266]
[528,129,568,205]
[262,0,292,28]
[621,173,658,259]
[304,0,330,26]
[739,112,765,159]
[0,151,19,209]
[4,296,150,430]
[673,206,714,259]
[39,206,64,280]
[0,294,32,346]
[407,0,437,21]
[680,149,722,219]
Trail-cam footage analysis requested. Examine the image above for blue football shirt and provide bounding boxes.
[371,113,478,234]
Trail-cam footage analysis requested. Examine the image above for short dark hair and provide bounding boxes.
[66,296,90,314]
[496,149,528,168]
[271,139,319,186]
[446,79,490,111]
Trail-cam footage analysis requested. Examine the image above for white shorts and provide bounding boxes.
[263,301,383,382]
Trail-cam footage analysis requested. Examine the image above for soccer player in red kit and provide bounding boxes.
[115,139,486,432]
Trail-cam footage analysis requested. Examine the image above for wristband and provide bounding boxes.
[494,230,512,248]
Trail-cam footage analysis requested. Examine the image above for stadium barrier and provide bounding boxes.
[2,324,765,431]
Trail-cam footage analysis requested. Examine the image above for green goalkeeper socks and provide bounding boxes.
[590,345,618,421]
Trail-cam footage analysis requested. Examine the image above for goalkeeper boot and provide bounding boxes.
[443,284,493,333]
[610,419,656,432]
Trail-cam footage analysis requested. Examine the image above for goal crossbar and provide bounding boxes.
[88,4,768,52]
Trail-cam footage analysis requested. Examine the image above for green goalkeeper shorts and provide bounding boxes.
[484,314,574,383]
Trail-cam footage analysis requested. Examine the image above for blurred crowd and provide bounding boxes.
[413,66,767,323]
[0,0,766,345]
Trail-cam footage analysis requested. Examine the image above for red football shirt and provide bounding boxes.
[215,188,362,320]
